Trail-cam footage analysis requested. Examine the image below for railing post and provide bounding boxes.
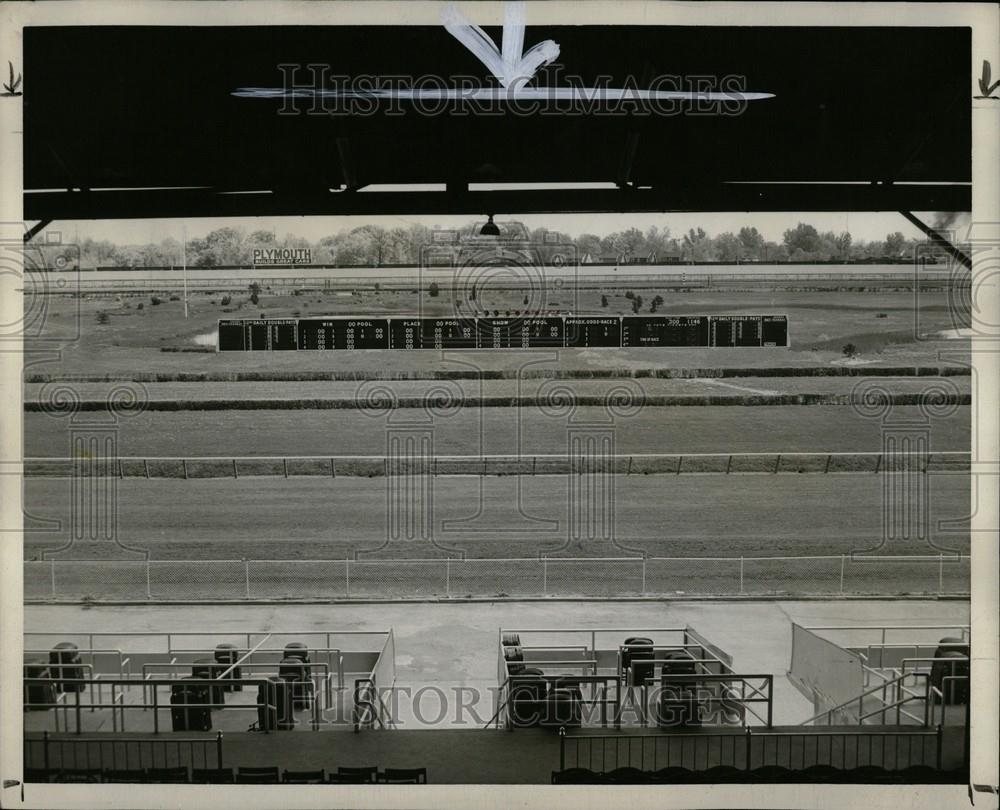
[345,559,351,597]
[146,561,152,599]
[559,726,566,771]
[144,458,149,478]
[43,730,50,771]
[152,682,159,733]
[233,459,238,479]
[217,731,224,769]
[938,554,944,591]
[244,559,250,599]
[739,557,745,594]
[543,558,548,596]
[745,727,752,771]
[840,555,846,594]
[50,559,56,596]
[445,559,451,598]
[641,558,646,595]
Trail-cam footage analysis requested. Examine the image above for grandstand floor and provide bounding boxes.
[25,599,970,732]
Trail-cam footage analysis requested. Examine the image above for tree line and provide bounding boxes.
[44,222,927,269]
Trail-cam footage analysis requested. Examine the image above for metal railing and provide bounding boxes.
[24,730,225,773]
[799,671,936,727]
[23,676,288,734]
[558,725,944,773]
[22,451,972,479]
[24,554,971,601]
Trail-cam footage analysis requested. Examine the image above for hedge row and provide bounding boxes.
[24,365,971,383]
[19,392,975,412]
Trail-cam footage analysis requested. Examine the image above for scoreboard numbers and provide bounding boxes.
[218,315,788,351]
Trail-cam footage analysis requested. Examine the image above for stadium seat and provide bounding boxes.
[831,765,890,783]
[145,766,190,783]
[604,766,649,784]
[701,765,745,783]
[282,769,325,784]
[54,768,103,783]
[379,767,427,784]
[799,764,841,783]
[327,772,371,784]
[551,768,603,784]
[336,766,378,784]
[748,765,794,783]
[104,769,147,783]
[236,766,280,783]
[896,765,946,784]
[648,766,696,784]
[190,767,235,783]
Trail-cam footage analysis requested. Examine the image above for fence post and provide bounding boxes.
[641,558,646,595]
[739,557,745,594]
[244,559,250,599]
[50,559,56,596]
[938,554,944,592]
[840,555,846,594]
[217,731,225,769]
[146,561,152,599]
[445,559,451,598]
[346,559,351,597]
[543,558,548,596]
[182,459,188,479]
[745,727,752,771]
[283,458,288,478]
[144,458,149,478]
[232,459,238,479]
[42,730,50,771]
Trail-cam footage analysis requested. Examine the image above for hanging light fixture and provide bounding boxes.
[480,214,500,237]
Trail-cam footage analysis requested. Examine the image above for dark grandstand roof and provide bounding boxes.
[23,25,970,219]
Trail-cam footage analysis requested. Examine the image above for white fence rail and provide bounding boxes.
[23,554,970,601]
[22,451,973,479]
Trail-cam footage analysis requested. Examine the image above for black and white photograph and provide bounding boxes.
[0,2,997,808]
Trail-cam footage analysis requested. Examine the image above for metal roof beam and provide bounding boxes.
[25,184,971,221]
